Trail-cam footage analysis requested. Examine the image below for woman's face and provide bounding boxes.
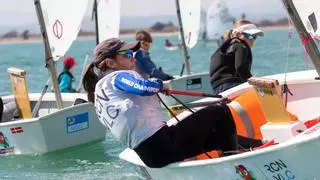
[140,41,152,51]
[69,65,75,72]
[113,50,136,70]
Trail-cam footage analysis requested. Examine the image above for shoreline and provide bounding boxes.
[0,31,180,45]
[0,25,289,45]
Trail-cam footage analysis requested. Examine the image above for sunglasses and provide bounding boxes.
[243,33,258,41]
[117,50,134,58]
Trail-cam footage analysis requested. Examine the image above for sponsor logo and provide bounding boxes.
[120,77,159,93]
[186,78,202,90]
[235,164,256,180]
[0,132,14,155]
[66,112,89,133]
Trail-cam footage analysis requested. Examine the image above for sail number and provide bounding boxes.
[263,159,296,180]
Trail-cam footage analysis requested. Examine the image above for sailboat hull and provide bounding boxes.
[165,45,180,51]
[119,70,320,179]
[121,128,320,179]
[159,72,212,106]
[0,93,105,155]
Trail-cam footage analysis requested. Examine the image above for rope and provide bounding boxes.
[282,17,294,107]
[156,93,213,159]
[156,94,180,123]
[169,94,195,113]
[282,84,293,108]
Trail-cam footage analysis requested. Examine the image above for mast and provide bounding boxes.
[174,0,191,75]
[93,0,100,45]
[34,0,63,109]
[281,0,320,76]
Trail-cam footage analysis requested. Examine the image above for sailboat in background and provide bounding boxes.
[92,0,121,44]
[160,0,213,106]
[119,0,320,178]
[0,0,105,155]
[200,0,234,44]
[198,9,208,41]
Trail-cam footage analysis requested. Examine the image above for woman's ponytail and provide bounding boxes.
[82,63,98,102]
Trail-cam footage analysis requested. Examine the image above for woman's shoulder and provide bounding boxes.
[228,39,249,51]
[230,39,246,46]
[114,70,142,78]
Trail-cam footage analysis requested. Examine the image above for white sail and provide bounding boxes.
[40,0,89,61]
[292,0,320,37]
[179,0,201,48]
[97,0,121,42]
[206,0,234,41]
[198,10,207,40]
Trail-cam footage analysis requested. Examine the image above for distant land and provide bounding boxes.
[0,15,290,44]
[0,15,178,36]
[0,12,288,36]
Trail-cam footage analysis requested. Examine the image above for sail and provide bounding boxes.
[97,0,121,42]
[199,10,207,40]
[291,0,320,37]
[179,0,201,48]
[206,0,234,41]
[40,0,89,61]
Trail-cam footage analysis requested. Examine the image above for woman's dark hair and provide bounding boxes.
[82,38,140,102]
[135,29,153,43]
[82,60,111,102]
[82,63,98,103]
[82,39,118,102]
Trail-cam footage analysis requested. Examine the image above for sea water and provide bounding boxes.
[0,29,313,179]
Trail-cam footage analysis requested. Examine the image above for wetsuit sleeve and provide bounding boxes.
[135,50,173,81]
[233,44,252,80]
[113,71,163,96]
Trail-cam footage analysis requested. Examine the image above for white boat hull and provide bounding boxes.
[160,72,212,106]
[0,93,105,155]
[121,126,320,179]
[165,46,179,51]
[120,70,320,179]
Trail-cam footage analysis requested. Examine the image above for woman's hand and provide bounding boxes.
[161,84,171,96]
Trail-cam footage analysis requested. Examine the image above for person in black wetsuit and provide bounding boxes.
[165,39,173,47]
[210,20,264,94]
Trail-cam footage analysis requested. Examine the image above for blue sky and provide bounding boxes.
[0,0,286,26]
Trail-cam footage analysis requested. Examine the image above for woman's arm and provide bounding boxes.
[113,71,163,96]
[233,44,252,80]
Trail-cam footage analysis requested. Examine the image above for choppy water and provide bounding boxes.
[0,29,314,179]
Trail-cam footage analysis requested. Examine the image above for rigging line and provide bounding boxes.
[282,16,294,107]
[169,94,194,113]
[156,94,180,123]
[284,17,294,81]
[32,78,51,118]
[157,94,212,159]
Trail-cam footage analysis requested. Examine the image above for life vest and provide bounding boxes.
[227,89,297,139]
[58,70,75,92]
[194,89,298,160]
